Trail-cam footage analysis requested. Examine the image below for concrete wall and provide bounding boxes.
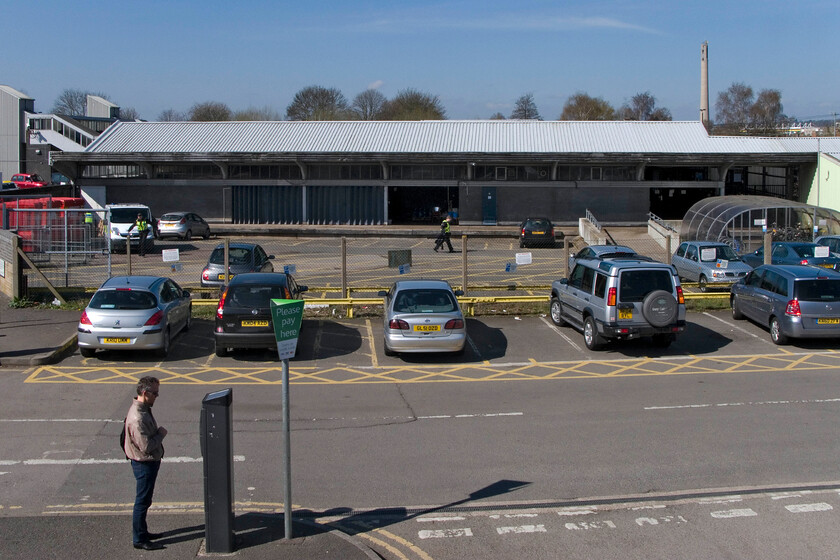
[804,154,840,212]
[0,86,34,181]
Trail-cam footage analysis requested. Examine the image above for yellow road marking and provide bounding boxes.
[366,318,379,368]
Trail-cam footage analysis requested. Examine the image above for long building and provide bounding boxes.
[50,120,840,225]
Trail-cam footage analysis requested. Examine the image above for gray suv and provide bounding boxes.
[550,256,686,350]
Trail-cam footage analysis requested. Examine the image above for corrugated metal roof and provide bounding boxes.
[85,120,840,155]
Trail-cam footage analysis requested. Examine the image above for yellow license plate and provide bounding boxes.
[103,337,130,344]
[532,231,544,235]
[217,274,235,280]
[618,309,633,320]
[821,264,835,269]
[817,318,840,324]
[414,325,441,332]
[241,320,269,327]
[163,224,174,228]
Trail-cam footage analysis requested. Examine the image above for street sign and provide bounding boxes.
[270,299,305,359]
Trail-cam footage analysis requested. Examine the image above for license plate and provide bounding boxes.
[821,264,835,269]
[163,224,174,228]
[103,337,130,344]
[241,320,269,327]
[817,318,840,324]
[618,309,633,320]
[217,274,234,280]
[532,231,544,235]
[414,324,441,332]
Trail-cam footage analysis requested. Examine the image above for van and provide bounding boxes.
[105,203,155,254]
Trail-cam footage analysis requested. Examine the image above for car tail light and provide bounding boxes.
[676,286,685,304]
[80,310,92,325]
[217,288,228,319]
[785,299,801,316]
[144,310,164,326]
[607,287,617,306]
[202,269,210,281]
[445,318,464,329]
[800,259,809,265]
[521,228,526,236]
[179,217,186,224]
[388,319,410,330]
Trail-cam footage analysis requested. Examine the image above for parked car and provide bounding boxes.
[77,275,191,358]
[1,181,19,192]
[214,272,308,357]
[201,242,275,288]
[741,242,840,270]
[815,235,840,254]
[550,255,685,350]
[671,241,752,292]
[568,244,651,271]
[518,217,562,248]
[157,211,211,240]
[730,264,840,344]
[106,203,155,254]
[379,279,466,355]
[9,173,48,188]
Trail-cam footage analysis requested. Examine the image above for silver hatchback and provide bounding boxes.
[77,275,191,358]
[672,241,751,291]
[379,280,466,355]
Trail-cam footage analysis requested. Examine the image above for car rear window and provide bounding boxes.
[209,247,252,265]
[160,213,183,221]
[394,289,457,313]
[227,284,288,307]
[794,279,840,302]
[526,219,550,229]
[89,289,157,310]
[618,270,674,303]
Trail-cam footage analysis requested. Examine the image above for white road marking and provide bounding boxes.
[646,398,840,411]
[702,312,774,344]
[710,508,757,519]
[785,503,833,513]
[0,418,120,423]
[303,412,523,422]
[489,513,539,519]
[0,456,245,466]
[418,528,473,539]
[417,516,466,522]
[636,516,688,525]
[557,507,597,516]
[565,520,616,530]
[496,524,546,534]
[540,316,583,352]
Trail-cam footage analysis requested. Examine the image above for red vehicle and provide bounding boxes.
[10,173,49,188]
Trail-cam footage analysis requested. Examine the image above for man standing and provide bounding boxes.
[127,212,149,257]
[124,376,168,551]
[434,216,454,253]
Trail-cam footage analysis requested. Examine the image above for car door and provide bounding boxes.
[672,243,689,279]
[562,264,594,327]
[771,245,789,265]
[738,269,764,321]
[684,244,700,281]
[754,270,783,324]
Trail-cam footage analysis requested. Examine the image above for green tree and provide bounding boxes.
[188,101,233,121]
[351,89,387,120]
[510,93,541,120]
[559,93,616,121]
[285,86,350,121]
[381,89,446,120]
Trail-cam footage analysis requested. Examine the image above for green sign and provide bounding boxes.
[270,299,305,359]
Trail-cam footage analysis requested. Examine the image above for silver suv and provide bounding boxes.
[550,256,686,350]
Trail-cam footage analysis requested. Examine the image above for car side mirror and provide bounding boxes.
[454,289,464,296]
[268,255,275,260]
[378,290,388,297]
[298,285,308,293]
[182,290,190,298]
[559,278,569,285]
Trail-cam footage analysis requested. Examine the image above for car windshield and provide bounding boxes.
[209,247,252,265]
[394,289,457,313]
[160,213,183,221]
[89,289,156,310]
[794,280,840,302]
[110,208,149,222]
[228,284,287,307]
[699,245,741,261]
[618,270,674,303]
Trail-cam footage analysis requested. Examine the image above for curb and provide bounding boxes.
[297,519,382,560]
[0,333,77,367]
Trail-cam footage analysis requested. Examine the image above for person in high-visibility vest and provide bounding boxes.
[127,213,150,257]
[434,216,454,253]
[84,211,94,238]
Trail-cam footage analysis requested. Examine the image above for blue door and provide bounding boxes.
[482,187,497,225]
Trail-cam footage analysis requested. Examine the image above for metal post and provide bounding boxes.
[665,235,672,265]
[64,210,69,287]
[461,234,468,295]
[126,234,131,276]
[282,358,292,539]
[764,231,772,265]
[341,237,347,299]
[224,238,230,288]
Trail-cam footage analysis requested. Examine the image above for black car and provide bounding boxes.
[214,272,307,357]
[519,217,562,248]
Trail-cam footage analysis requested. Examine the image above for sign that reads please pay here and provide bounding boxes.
[270,299,305,359]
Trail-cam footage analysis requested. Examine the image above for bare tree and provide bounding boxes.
[715,82,754,132]
[158,109,187,122]
[749,89,784,132]
[381,89,446,120]
[286,86,351,121]
[559,93,616,121]
[351,89,387,120]
[510,93,541,120]
[188,101,233,121]
[489,112,506,120]
[119,107,141,121]
[234,106,282,121]
[618,93,672,121]
[51,88,108,115]
[649,107,673,121]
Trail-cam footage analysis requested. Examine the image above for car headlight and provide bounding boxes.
[712,271,726,278]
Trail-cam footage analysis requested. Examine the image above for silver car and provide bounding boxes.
[379,280,466,355]
[201,243,275,288]
[731,264,840,344]
[671,241,752,292]
[157,211,211,240]
[77,276,191,357]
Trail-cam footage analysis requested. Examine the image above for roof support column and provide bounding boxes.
[380,161,389,180]
[551,161,558,181]
[295,160,307,181]
[635,163,646,181]
[718,163,732,183]
[211,161,228,179]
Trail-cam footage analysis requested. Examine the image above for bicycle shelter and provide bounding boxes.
[680,195,840,254]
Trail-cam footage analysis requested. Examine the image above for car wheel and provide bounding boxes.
[184,229,192,241]
[698,275,708,293]
[215,342,229,357]
[519,239,525,248]
[549,297,566,326]
[731,296,744,320]
[80,347,96,358]
[203,228,211,240]
[642,290,678,327]
[453,346,465,356]
[184,306,192,331]
[383,340,396,356]
[583,316,604,350]
[652,334,673,348]
[770,317,788,345]
[156,328,170,358]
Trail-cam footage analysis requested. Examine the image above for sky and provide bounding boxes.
[4,0,839,123]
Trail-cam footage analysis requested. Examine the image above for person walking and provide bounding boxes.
[434,215,454,253]
[124,376,168,551]
[127,213,149,257]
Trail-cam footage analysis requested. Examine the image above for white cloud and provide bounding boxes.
[367,80,384,90]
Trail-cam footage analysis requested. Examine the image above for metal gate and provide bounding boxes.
[232,185,303,224]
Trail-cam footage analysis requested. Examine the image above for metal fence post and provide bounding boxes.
[664,235,672,265]
[341,237,347,298]
[462,234,468,295]
[126,235,132,276]
[562,239,569,278]
[224,238,230,289]
[764,231,772,264]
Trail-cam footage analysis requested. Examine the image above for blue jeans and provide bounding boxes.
[131,459,161,544]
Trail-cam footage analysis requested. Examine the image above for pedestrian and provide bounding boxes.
[124,376,168,551]
[434,215,454,253]
[127,212,149,257]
